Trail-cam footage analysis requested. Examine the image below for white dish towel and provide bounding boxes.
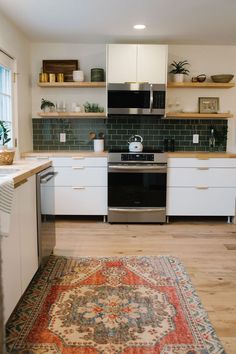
[0,178,14,237]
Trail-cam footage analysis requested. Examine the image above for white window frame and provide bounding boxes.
[0,50,17,150]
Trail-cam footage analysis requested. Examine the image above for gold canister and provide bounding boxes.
[49,73,56,83]
[56,73,64,82]
[39,73,48,82]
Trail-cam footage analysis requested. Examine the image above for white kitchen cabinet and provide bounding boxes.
[1,175,38,323]
[107,44,168,84]
[52,157,107,215]
[167,158,236,218]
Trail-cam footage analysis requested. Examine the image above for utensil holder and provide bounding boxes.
[93,139,104,152]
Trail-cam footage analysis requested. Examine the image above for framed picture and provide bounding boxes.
[198,97,219,113]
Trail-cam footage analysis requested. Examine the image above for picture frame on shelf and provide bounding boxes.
[199,97,219,114]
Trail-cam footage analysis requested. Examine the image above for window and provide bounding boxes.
[0,51,14,147]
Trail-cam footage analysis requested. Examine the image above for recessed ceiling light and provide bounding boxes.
[133,24,146,30]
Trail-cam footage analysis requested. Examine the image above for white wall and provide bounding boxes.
[168,45,236,151]
[31,43,106,117]
[0,11,32,154]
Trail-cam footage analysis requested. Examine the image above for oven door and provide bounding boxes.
[108,164,167,223]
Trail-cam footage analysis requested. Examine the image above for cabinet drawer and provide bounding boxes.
[167,187,236,216]
[54,167,107,186]
[168,167,236,187]
[54,186,107,215]
[51,157,107,167]
[168,158,236,168]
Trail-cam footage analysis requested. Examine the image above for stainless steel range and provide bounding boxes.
[108,151,167,223]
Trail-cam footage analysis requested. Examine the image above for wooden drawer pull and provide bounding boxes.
[196,186,209,190]
[72,157,85,160]
[197,167,209,170]
[72,186,85,190]
[72,166,85,170]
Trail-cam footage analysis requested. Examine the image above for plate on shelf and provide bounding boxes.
[42,60,79,82]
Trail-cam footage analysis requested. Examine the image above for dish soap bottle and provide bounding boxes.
[209,129,215,151]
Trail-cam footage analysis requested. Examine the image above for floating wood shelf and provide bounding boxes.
[167,82,235,89]
[37,82,106,88]
[38,112,107,118]
[165,112,233,119]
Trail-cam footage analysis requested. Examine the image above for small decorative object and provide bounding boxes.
[192,74,206,83]
[49,73,56,83]
[91,68,105,82]
[0,120,15,165]
[199,97,219,113]
[73,70,84,82]
[84,101,104,113]
[40,98,55,112]
[39,73,49,82]
[169,60,190,82]
[209,128,216,151]
[211,74,234,83]
[56,73,64,82]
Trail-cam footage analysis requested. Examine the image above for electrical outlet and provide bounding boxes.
[60,133,66,143]
[193,134,199,144]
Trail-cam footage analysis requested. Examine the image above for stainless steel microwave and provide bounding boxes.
[107,82,166,115]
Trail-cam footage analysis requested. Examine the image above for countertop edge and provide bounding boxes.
[21,151,108,158]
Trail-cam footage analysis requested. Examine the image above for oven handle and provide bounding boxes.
[108,165,167,173]
[109,208,166,213]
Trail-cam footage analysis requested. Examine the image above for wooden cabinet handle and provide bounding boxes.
[72,166,85,169]
[72,157,85,160]
[197,167,209,170]
[72,186,85,190]
[195,186,209,190]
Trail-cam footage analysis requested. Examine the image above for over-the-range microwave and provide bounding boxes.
[107,82,166,116]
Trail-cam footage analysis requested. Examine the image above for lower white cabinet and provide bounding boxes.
[52,157,107,215]
[167,158,236,217]
[1,175,38,323]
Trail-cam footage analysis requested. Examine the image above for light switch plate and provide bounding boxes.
[193,134,199,144]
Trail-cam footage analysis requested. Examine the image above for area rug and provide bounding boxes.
[6,255,225,354]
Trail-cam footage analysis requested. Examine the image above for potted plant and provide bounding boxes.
[0,120,15,165]
[169,60,190,83]
[40,98,55,112]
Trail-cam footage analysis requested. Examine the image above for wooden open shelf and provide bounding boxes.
[167,82,235,89]
[38,82,106,88]
[166,112,233,119]
[38,112,107,118]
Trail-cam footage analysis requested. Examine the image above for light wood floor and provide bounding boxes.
[54,216,236,354]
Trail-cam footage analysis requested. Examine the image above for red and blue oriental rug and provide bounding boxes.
[6,256,225,353]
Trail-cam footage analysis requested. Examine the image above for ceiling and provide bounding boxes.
[0,0,236,44]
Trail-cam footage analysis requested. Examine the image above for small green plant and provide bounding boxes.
[0,120,11,146]
[84,102,104,113]
[40,98,55,111]
[169,60,190,75]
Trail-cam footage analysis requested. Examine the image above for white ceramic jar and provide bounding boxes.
[93,139,104,152]
[72,70,84,82]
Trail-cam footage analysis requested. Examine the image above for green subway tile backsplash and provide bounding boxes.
[32,116,228,151]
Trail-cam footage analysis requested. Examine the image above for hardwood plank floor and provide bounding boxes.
[54,216,236,354]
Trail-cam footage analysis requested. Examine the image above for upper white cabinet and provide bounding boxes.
[107,44,168,84]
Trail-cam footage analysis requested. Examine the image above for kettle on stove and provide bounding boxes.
[128,135,143,152]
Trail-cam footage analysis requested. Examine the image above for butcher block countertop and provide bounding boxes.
[167,151,236,158]
[21,150,108,158]
[0,160,52,187]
